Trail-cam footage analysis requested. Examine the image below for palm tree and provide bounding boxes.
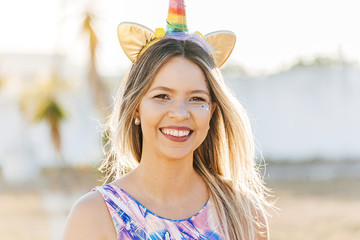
[33,97,66,160]
[81,8,110,117]
[58,0,110,117]
[20,74,67,167]
[80,6,113,170]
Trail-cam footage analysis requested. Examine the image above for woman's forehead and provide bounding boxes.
[149,56,209,92]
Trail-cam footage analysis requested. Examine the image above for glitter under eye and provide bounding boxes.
[201,103,211,111]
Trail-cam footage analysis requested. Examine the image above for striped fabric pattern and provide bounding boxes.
[166,0,188,33]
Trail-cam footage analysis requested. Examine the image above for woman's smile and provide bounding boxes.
[159,126,194,142]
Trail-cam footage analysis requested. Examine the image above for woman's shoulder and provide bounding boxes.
[63,190,117,240]
[70,190,108,216]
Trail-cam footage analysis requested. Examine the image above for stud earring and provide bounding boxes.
[134,117,141,125]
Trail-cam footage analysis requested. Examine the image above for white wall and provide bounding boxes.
[227,64,360,161]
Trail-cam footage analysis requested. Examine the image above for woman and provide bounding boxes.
[64,1,272,239]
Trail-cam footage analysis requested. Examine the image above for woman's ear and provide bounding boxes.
[135,109,140,117]
[133,108,139,120]
[210,102,217,117]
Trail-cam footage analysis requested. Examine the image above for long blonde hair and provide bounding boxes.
[100,39,272,239]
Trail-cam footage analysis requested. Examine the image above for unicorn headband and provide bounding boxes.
[117,0,236,68]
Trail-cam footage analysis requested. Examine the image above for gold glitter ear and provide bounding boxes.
[204,31,236,67]
[117,22,157,63]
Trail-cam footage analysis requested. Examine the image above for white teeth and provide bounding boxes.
[161,129,190,137]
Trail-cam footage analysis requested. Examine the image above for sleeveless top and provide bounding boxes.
[93,184,225,240]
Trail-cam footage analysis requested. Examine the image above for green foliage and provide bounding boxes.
[290,56,355,70]
[20,73,68,153]
[33,98,66,122]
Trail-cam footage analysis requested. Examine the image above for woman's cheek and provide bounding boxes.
[140,101,168,120]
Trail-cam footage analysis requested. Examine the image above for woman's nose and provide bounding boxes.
[168,100,190,119]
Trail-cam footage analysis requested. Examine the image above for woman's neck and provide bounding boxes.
[113,152,209,217]
[132,154,200,201]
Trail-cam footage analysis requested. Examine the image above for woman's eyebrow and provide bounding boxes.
[149,86,210,97]
[149,86,174,92]
[190,90,211,97]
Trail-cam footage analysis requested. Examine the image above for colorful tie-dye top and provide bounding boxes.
[93,184,225,240]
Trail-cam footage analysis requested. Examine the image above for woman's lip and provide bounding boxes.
[159,129,193,142]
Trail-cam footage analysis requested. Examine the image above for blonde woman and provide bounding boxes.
[64,1,273,239]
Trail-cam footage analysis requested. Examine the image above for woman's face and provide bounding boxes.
[136,56,216,161]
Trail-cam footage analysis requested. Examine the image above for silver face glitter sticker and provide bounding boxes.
[201,102,212,111]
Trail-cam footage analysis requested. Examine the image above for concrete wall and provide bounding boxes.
[227,64,360,161]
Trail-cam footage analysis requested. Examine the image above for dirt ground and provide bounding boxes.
[267,179,360,240]
[0,169,359,240]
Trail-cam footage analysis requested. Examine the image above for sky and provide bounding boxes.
[1,0,359,76]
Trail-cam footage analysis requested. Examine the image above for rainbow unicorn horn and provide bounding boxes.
[166,0,188,34]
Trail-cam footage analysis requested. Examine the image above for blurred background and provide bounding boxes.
[0,0,359,239]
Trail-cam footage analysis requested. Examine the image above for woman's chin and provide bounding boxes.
[160,148,194,161]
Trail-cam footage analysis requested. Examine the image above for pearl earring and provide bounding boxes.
[134,117,141,125]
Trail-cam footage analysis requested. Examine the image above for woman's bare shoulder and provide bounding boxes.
[63,190,116,240]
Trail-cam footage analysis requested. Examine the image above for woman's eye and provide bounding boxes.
[191,97,206,102]
[154,94,170,100]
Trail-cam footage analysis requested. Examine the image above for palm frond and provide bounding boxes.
[33,99,66,122]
